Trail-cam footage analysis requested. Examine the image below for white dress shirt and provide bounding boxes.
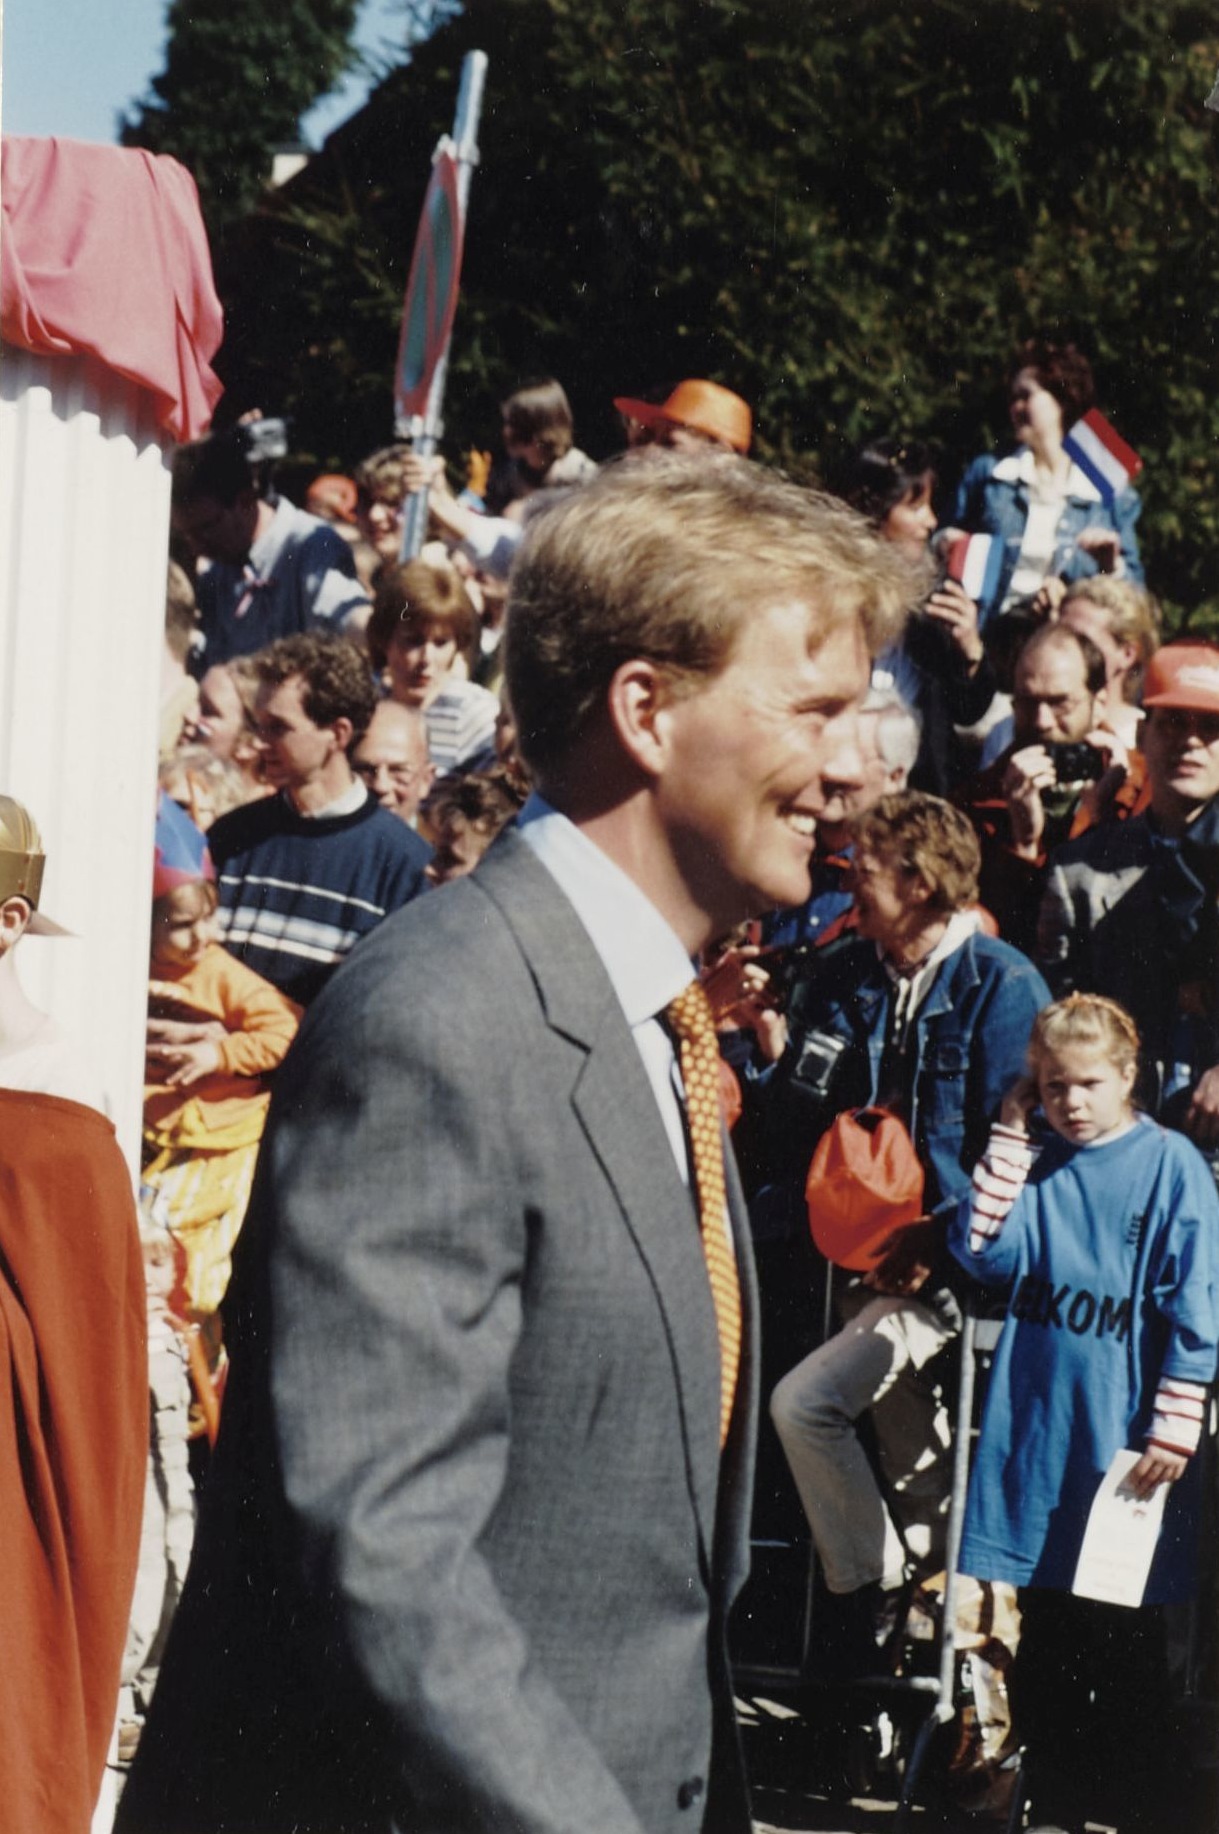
[517,795,697,1183]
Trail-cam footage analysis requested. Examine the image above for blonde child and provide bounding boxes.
[143,794,299,1354]
[951,993,1219,1833]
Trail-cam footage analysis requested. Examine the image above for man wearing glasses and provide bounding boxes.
[958,622,1135,953]
[1039,642,1219,1157]
[352,701,436,826]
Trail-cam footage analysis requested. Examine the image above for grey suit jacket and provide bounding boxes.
[118,829,759,1834]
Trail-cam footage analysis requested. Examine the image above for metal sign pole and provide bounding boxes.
[398,50,488,560]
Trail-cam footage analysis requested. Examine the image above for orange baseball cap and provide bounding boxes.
[1143,644,1219,716]
[612,379,753,455]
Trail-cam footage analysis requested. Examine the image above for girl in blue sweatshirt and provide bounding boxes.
[951,993,1219,1834]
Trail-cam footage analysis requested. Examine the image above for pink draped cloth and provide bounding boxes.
[1,136,224,440]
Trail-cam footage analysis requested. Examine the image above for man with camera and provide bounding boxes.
[173,424,370,668]
[957,621,1139,952]
[1039,642,1219,1156]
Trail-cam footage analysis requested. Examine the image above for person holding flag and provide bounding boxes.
[949,336,1144,634]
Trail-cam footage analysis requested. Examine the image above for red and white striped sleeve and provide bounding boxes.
[966,1122,1041,1256]
[1147,1377,1209,1457]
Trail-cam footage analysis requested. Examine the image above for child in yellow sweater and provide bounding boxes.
[143,794,299,1339]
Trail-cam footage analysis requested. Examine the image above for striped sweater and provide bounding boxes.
[209,791,431,1006]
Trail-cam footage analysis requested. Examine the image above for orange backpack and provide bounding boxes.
[805,1107,926,1270]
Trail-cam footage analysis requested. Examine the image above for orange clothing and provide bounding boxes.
[145,945,299,1317]
[0,1091,146,1834]
[144,943,300,1149]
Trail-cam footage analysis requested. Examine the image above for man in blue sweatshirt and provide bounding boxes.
[208,632,431,1005]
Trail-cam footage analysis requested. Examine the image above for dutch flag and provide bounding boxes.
[1063,409,1144,505]
[944,533,1004,607]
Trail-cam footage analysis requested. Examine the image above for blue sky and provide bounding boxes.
[2,0,404,146]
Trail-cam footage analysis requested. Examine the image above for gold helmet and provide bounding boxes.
[0,795,68,935]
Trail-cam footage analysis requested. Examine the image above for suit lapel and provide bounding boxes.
[569,1021,723,1549]
[476,832,724,1551]
[717,1141,759,1603]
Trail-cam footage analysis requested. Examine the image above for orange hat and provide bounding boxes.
[305,473,359,520]
[612,379,753,455]
[1143,644,1219,716]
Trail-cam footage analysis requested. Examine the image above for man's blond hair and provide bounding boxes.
[504,451,920,780]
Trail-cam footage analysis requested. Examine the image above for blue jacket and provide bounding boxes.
[954,449,1143,628]
[780,929,1049,1217]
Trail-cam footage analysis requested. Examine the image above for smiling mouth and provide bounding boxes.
[782,810,817,838]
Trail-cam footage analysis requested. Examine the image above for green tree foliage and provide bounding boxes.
[214,0,1219,621]
[120,0,362,235]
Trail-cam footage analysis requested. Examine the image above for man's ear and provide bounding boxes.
[331,716,355,757]
[0,895,32,950]
[605,659,672,779]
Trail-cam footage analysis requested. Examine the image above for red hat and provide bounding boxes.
[612,379,753,455]
[1143,644,1219,716]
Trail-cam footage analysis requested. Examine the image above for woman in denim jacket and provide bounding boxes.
[765,794,1049,1671]
[951,338,1143,632]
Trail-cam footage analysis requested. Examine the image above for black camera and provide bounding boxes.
[758,939,818,1007]
[1043,740,1107,785]
[789,1027,848,1106]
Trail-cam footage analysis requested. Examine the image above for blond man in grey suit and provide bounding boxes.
[119,453,915,1834]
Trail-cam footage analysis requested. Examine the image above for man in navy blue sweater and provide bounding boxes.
[208,633,431,1005]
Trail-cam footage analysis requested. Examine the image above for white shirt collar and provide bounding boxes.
[516,795,695,1025]
[289,778,368,821]
[990,447,1102,502]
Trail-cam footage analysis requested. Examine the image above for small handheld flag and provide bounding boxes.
[943,532,1004,607]
[1063,409,1143,506]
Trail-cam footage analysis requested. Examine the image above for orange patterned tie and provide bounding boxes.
[665,980,742,1447]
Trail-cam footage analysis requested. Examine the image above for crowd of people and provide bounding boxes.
[9,340,1219,1834]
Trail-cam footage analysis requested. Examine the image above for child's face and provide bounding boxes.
[152,883,217,970]
[1037,1041,1135,1145]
